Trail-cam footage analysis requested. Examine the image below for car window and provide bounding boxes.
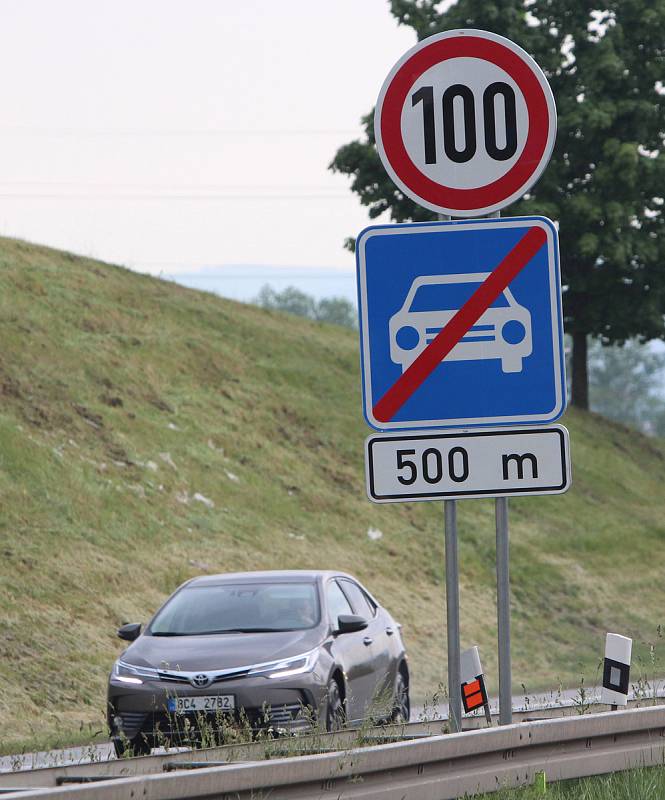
[149,582,320,635]
[338,580,376,619]
[326,580,353,627]
[410,282,509,312]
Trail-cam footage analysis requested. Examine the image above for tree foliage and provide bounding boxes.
[316,296,358,329]
[588,339,665,434]
[330,0,665,408]
[254,285,358,329]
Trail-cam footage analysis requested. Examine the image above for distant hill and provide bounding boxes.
[1,236,665,751]
[167,264,357,305]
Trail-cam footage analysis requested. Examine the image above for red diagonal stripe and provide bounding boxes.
[373,225,548,424]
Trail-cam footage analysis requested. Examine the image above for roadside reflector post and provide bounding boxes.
[461,646,491,726]
[600,632,632,709]
[445,499,462,733]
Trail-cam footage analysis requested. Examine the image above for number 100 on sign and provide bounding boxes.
[374,29,557,217]
[411,81,519,167]
[365,426,571,503]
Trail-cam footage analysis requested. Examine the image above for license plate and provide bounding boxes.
[166,695,235,713]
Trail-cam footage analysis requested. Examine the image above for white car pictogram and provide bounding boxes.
[389,273,532,374]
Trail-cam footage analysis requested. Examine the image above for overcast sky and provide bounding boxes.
[0,1,414,291]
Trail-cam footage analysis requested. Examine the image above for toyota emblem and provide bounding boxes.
[191,673,211,688]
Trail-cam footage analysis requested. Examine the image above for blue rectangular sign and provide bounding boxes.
[356,216,566,431]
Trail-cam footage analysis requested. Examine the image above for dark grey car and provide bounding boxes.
[107,570,409,755]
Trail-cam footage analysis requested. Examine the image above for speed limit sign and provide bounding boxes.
[374,29,556,217]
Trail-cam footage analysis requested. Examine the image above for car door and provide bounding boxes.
[325,578,376,723]
[338,579,395,710]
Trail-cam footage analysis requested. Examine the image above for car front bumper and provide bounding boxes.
[107,671,329,744]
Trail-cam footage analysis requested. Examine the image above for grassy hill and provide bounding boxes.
[1,237,665,752]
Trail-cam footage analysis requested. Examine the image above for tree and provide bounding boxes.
[588,339,665,433]
[330,0,665,409]
[254,285,317,319]
[254,285,357,330]
[316,296,358,329]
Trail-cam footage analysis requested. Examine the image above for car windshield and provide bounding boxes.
[149,582,320,636]
[410,282,509,311]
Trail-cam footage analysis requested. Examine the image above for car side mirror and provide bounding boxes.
[336,614,368,634]
[117,622,141,642]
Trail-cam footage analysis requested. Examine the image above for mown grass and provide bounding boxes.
[481,765,665,798]
[1,236,665,752]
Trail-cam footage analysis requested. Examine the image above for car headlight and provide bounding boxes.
[248,650,318,680]
[112,660,159,685]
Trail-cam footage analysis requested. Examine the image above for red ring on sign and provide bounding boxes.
[380,36,550,211]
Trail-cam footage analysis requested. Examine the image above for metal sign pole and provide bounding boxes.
[435,211,462,734]
[445,499,462,732]
[495,496,512,725]
[437,214,462,732]
[490,206,512,727]
[366,29,562,740]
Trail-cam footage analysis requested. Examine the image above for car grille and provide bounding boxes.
[266,703,303,726]
[157,668,252,685]
[116,711,147,739]
[136,703,311,744]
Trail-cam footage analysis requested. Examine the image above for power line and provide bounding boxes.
[0,179,354,200]
[133,264,354,274]
[0,127,361,138]
[0,181,347,190]
[165,273,355,280]
[0,192,350,200]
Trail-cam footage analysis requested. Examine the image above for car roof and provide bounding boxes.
[187,570,355,587]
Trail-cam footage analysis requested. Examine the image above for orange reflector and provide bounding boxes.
[462,677,487,713]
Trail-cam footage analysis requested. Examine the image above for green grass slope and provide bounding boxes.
[1,237,665,751]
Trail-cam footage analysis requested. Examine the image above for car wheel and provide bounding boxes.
[391,671,410,723]
[325,678,346,732]
[112,734,151,758]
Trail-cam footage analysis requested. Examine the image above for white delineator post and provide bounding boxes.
[460,646,492,725]
[601,633,632,708]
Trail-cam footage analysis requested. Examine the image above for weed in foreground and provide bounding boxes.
[475,764,665,798]
[631,625,665,706]
[571,675,592,715]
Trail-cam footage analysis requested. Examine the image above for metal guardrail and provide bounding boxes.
[0,724,426,791]
[2,706,665,799]
[3,691,661,790]
[0,705,606,791]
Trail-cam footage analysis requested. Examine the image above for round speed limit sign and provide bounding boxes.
[375,29,556,217]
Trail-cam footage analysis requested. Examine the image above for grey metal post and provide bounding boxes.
[436,211,462,733]
[487,207,511,726]
[495,496,512,725]
[445,499,462,732]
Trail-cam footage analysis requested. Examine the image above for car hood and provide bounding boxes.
[121,627,325,671]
